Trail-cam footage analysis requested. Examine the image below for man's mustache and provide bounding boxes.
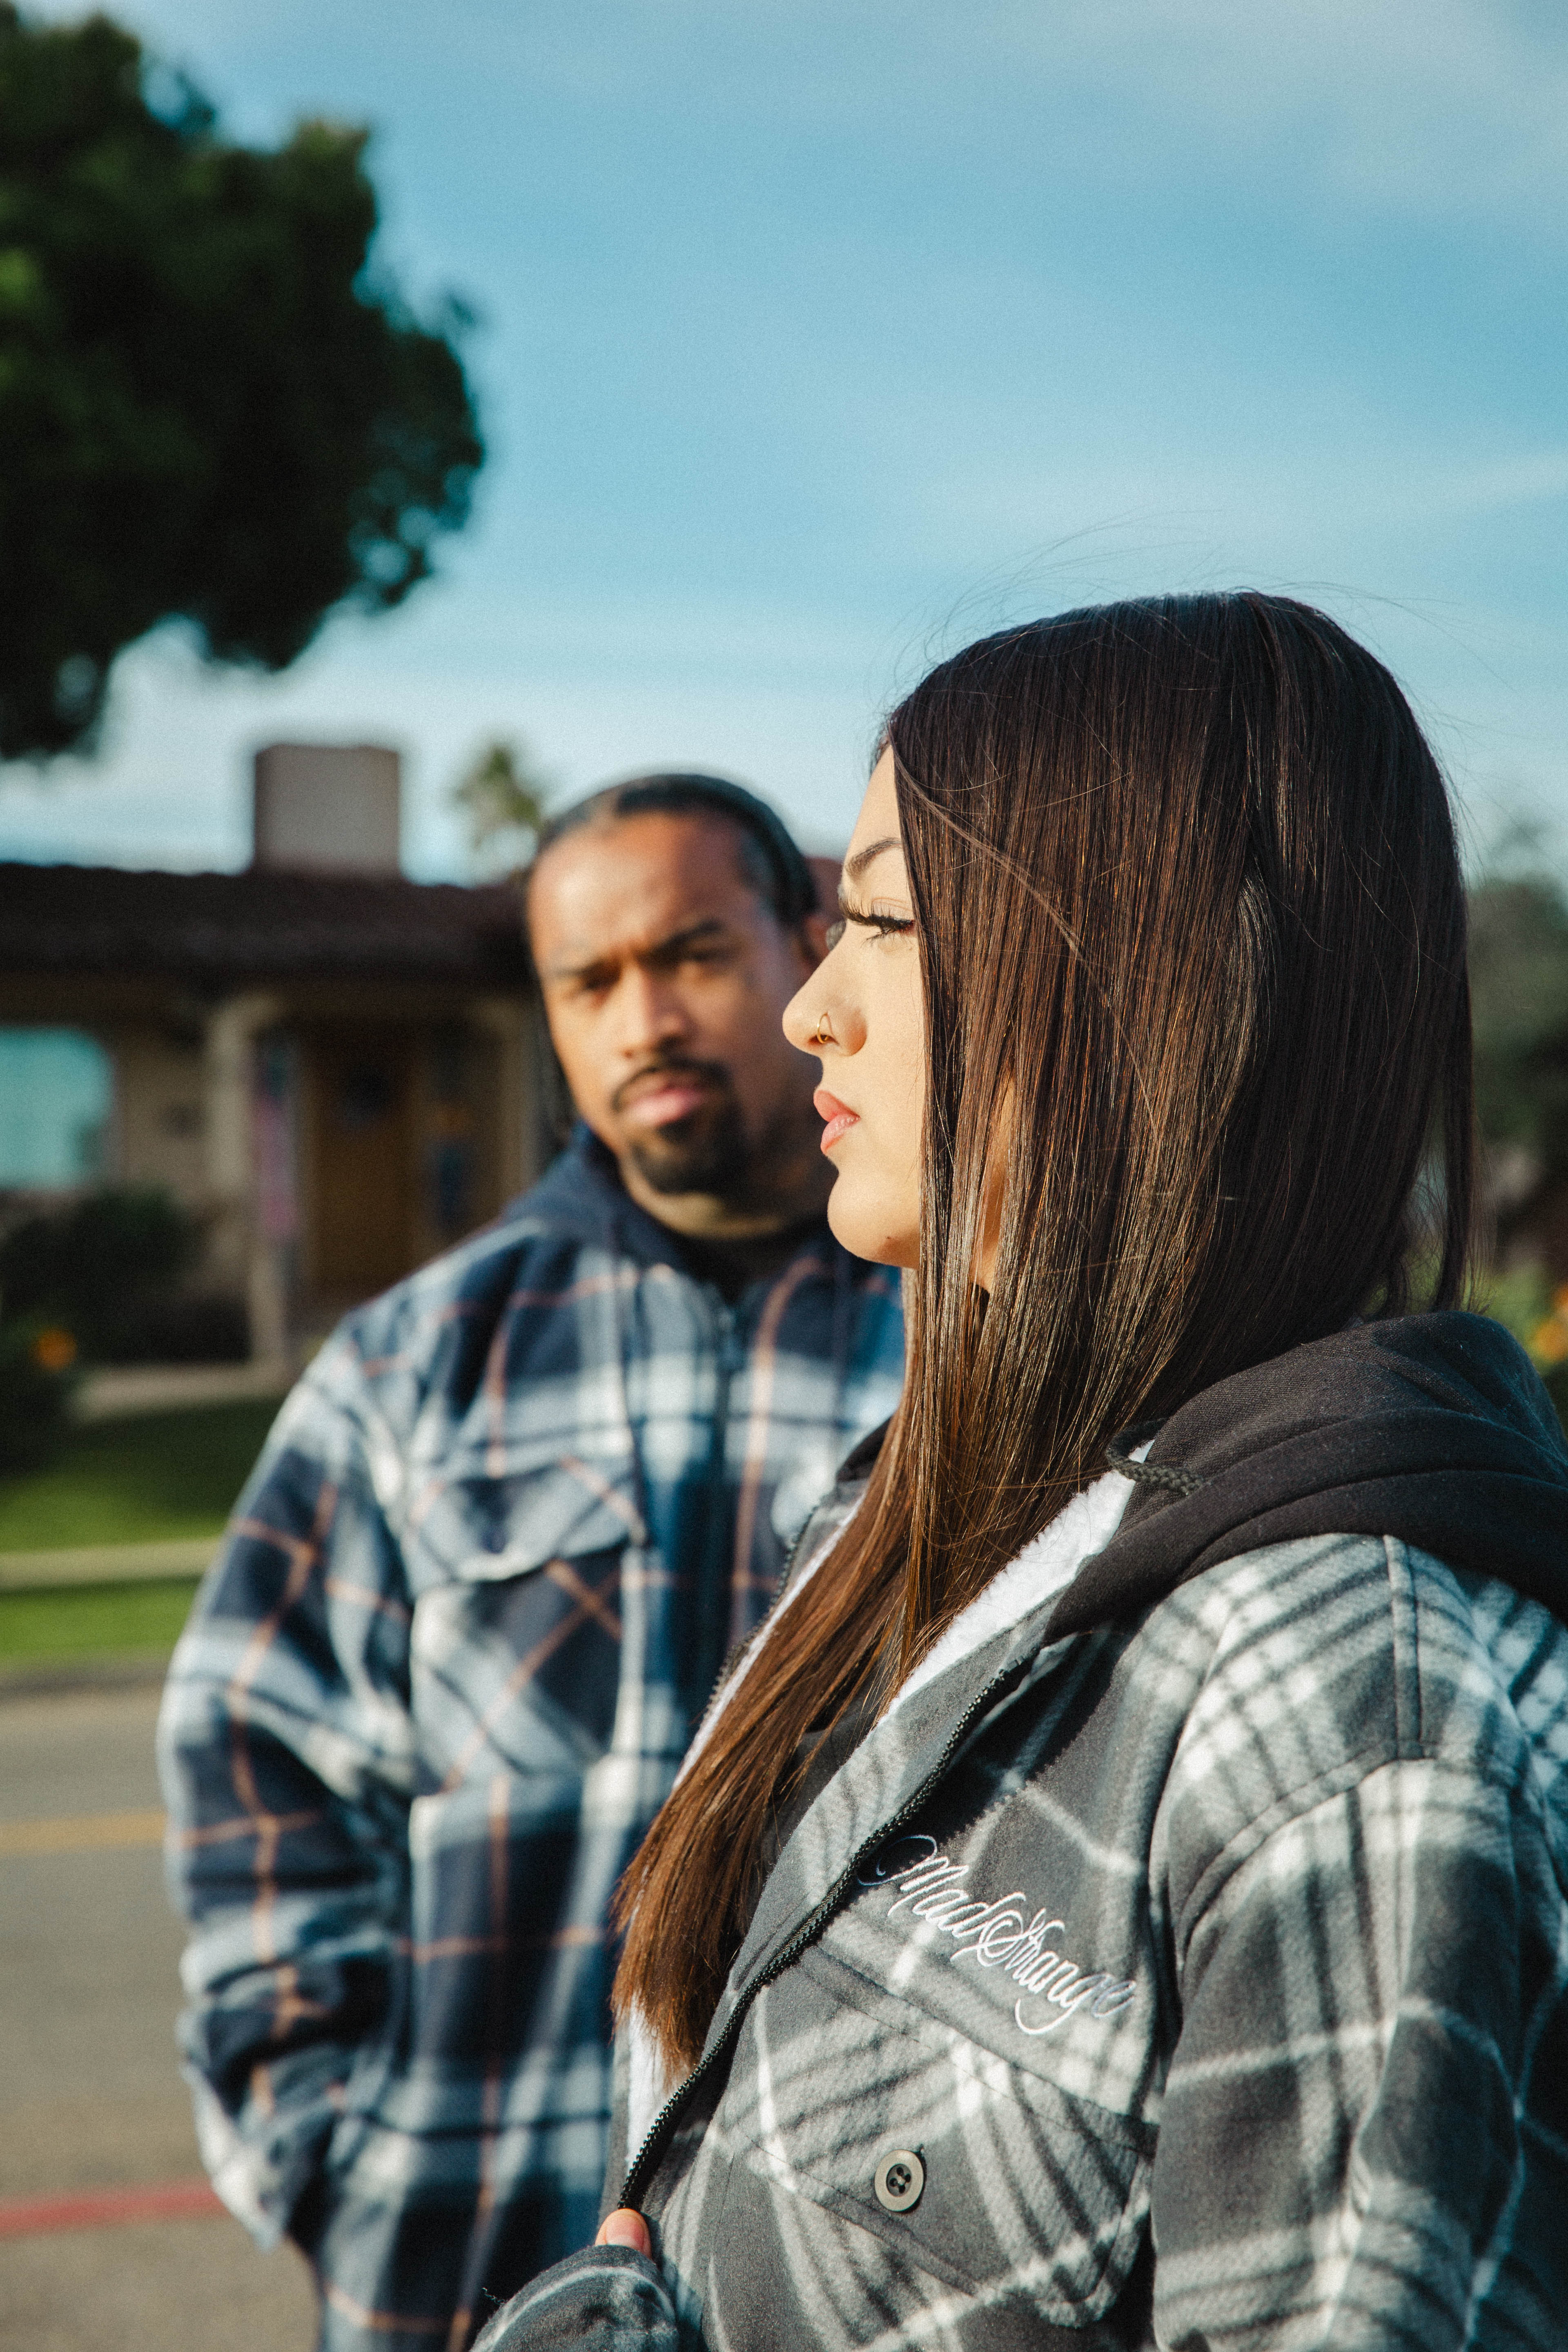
[610,1056,734,1117]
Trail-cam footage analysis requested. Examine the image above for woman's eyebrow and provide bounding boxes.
[842,835,902,883]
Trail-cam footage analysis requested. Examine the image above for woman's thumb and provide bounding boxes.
[596,2207,653,2254]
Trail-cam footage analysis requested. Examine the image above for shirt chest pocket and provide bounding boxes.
[713,1944,1154,2324]
[410,1540,635,1786]
[405,1444,653,1784]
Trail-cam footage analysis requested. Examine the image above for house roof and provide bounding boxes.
[0,862,533,989]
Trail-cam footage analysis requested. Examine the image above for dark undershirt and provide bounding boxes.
[670,1215,825,1303]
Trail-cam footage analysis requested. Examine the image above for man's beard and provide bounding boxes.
[616,1060,752,1198]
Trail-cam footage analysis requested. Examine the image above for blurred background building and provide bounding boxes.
[0,746,552,1367]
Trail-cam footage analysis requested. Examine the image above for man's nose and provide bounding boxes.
[616,965,691,1055]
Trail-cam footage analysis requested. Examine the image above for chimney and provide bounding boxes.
[252,744,402,876]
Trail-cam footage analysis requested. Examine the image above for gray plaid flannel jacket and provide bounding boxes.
[156,1133,904,2350]
[477,1315,1568,2350]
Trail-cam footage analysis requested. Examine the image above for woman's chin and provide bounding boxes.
[824,1183,918,1271]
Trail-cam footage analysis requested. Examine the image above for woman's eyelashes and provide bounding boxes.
[830,900,915,946]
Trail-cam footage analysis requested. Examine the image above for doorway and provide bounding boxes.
[303,1028,415,1305]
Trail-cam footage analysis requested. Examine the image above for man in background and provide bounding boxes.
[159,775,904,2351]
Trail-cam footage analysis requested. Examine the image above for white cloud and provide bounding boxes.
[0,599,891,879]
[483,0,1568,227]
[1430,449,1568,519]
[1003,0,1568,221]
[35,0,1568,229]
[6,555,1565,890]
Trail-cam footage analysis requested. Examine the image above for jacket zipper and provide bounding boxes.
[619,1648,1032,2211]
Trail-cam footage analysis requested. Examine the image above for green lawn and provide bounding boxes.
[0,1399,279,1553]
[0,1576,202,1662]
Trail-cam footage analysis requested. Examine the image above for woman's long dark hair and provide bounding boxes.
[616,592,1478,2074]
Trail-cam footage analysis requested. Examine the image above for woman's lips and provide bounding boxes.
[813,1088,859,1152]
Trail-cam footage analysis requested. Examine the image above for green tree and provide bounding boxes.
[1467,864,1568,1426]
[0,4,483,759]
[451,737,552,875]
[1468,872,1568,1172]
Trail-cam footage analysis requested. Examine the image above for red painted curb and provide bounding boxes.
[0,2178,224,2238]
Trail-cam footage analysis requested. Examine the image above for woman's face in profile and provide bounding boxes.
[783,749,925,1267]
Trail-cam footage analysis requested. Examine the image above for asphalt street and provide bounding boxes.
[0,1682,317,2351]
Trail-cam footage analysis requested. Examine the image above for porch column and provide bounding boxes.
[202,992,283,1363]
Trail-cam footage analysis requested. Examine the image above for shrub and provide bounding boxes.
[0,1316,78,1470]
[0,1184,200,1361]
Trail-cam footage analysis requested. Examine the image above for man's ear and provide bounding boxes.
[796,912,830,971]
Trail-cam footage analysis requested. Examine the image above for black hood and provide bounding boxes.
[1049,1311,1568,1639]
[517,1125,844,1294]
[516,1126,702,1273]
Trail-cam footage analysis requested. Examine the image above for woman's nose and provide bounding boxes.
[782,971,823,1054]
[783,978,864,1057]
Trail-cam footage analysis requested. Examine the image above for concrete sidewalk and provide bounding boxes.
[2,2214,317,2352]
[0,1685,315,2351]
[76,1360,294,1422]
[0,1536,218,1591]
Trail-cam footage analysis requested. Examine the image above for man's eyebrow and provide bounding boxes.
[842,835,902,885]
[546,915,731,981]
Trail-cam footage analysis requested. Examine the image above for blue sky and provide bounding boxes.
[4,0,1566,874]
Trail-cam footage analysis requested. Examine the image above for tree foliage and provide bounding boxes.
[0,4,484,758]
[1468,873,1568,1172]
[451,737,552,874]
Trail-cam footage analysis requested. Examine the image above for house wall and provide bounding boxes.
[109,1023,209,1209]
[0,973,547,1361]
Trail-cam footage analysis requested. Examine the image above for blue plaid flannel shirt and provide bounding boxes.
[157,1133,904,2350]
